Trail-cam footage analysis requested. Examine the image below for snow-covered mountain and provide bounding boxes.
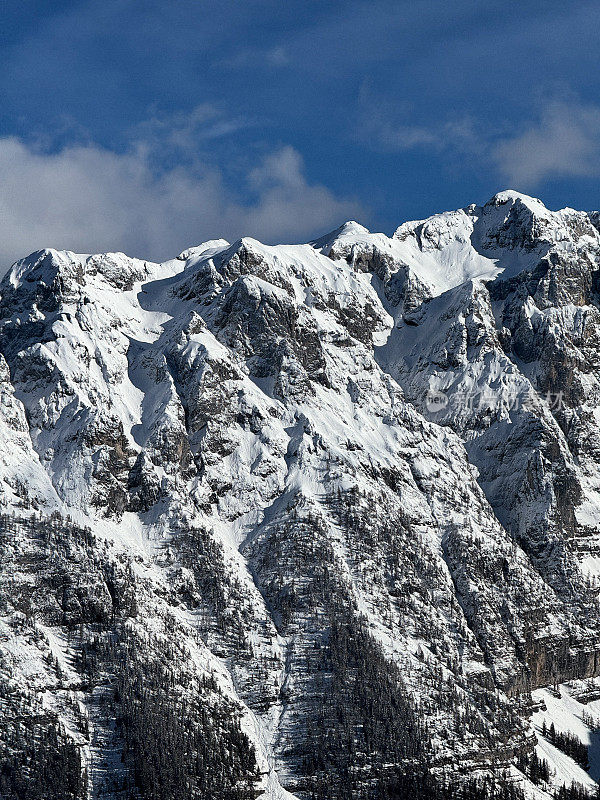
[3,190,600,799]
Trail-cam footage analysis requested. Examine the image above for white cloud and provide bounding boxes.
[0,137,364,271]
[492,100,600,187]
[356,84,479,154]
[358,112,482,161]
[134,103,256,156]
[363,120,440,151]
[219,44,290,70]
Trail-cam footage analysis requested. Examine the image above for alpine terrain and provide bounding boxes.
[4,190,600,800]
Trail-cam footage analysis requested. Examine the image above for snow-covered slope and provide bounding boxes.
[3,192,600,799]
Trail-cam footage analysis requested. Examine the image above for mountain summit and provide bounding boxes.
[2,194,600,800]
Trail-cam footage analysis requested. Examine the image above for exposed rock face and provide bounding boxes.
[3,191,600,799]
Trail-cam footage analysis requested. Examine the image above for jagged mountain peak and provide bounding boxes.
[176,238,230,262]
[6,247,82,289]
[485,188,551,211]
[334,218,370,235]
[311,219,372,250]
[4,246,153,299]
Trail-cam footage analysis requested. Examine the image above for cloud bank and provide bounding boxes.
[0,137,364,271]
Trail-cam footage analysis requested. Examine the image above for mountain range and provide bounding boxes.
[2,191,600,799]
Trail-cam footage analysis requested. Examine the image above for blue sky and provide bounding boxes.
[1,0,600,266]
